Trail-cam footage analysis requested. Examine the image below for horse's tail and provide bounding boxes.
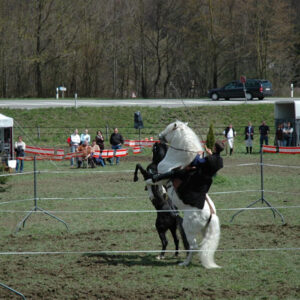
[199,214,221,269]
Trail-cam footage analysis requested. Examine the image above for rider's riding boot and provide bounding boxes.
[246,147,249,154]
[152,170,175,182]
[250,147,252,154]
[230,148,233,156]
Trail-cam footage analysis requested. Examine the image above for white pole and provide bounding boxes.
[290,83,294,98]
[75,93,78,109]
[56,88,59,100]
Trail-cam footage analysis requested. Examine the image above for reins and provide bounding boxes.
[168,144,202,154]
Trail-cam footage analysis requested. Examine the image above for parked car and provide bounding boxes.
[208,79,273,100]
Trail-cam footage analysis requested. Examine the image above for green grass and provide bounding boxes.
[0,153,299,299]
[0,104,275,149]
[0,104,299,299]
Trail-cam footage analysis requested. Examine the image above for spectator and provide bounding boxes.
[109,127,124,165]
[275,123,284,147]
[14,136,26,173]
[95,130,105,153]
[283,122,293,146]
[80,129,91,145]
[70,129,80,168]
[90,140,105,167]
[259,121,270,152]
[223,124,236,155]
[244,121,254,154]
[77,140,91,168]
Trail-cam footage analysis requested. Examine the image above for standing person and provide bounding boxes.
[223,124,236,155]
[109,127,124,165]
[14,136,26,173]
[95,130,105,153]
[275,123,284,147]
[244,122,254,154]
[283,122,294,146]
[70,129,80,168]
[259,121,270,152]
[80,129,91,145]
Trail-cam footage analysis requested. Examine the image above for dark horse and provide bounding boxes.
[134,142,189,259]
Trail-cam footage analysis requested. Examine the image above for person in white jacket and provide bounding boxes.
[70,129,80,167]
[223,124,237,155]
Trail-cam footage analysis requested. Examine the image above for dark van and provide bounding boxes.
[208,79,272,100]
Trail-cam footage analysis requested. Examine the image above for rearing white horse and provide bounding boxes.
[148,120,221,268]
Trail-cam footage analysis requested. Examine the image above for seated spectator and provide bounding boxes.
[80,129,91,145]
[89,140,105,167]
[77,140,91,168]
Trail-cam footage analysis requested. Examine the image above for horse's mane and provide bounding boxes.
[158,121,204,173]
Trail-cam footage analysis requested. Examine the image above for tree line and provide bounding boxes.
[0,0,299,99]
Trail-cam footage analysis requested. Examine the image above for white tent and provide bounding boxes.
[0,113,14,159]
[0,114,13,127]
[274,100,300,146]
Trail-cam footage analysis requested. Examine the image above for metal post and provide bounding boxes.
[16,156,69,232]
[138,128,141,146]
[291,83,294,98]
[75,93,78,109]
[243,82,247,104]
[56,87,59,100]
[37,126,40,140]
[105,124,109,141]
[230,149,285,224]
[0,282,26,299]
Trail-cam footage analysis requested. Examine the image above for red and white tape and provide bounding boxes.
[262,145,300,154]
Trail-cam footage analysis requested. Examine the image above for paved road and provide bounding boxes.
[0,97,298,109]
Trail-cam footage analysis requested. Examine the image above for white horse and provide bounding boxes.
[148,121,221,268]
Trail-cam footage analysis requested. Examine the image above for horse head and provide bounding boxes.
[152,142,168,165]
[158,120,189,144]
[157,121,204,174]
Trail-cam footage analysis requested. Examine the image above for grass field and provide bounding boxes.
[0,150,299,299]
[0,104,275,150]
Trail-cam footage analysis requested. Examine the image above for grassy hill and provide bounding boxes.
[0,104,275,152]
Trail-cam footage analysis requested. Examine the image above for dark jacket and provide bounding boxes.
[95,135,105,151]
[244,126,254,140]
[259,125,269,136]
[110,133,124,146]
[224,127,236,138]
[177,153,223,209]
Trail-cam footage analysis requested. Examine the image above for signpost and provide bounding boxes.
[240,75,247,103]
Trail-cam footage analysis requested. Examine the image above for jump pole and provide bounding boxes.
[15,156,69,232]
[230,148,285,224]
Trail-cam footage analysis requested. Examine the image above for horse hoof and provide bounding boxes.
[178,261,189,267]
[156,255,164,260]
[133,176,138,182]
[204,264,222,269]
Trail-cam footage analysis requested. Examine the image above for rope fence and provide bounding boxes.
[1,160,299,178]
[0,205,300,214]
[0,188,298,207]
[0,247,299,256]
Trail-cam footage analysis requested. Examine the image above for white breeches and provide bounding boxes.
[227,138,234,149]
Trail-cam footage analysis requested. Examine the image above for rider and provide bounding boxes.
[151,140,225,209]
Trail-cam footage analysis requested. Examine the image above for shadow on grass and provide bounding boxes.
[81,253,183,267]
